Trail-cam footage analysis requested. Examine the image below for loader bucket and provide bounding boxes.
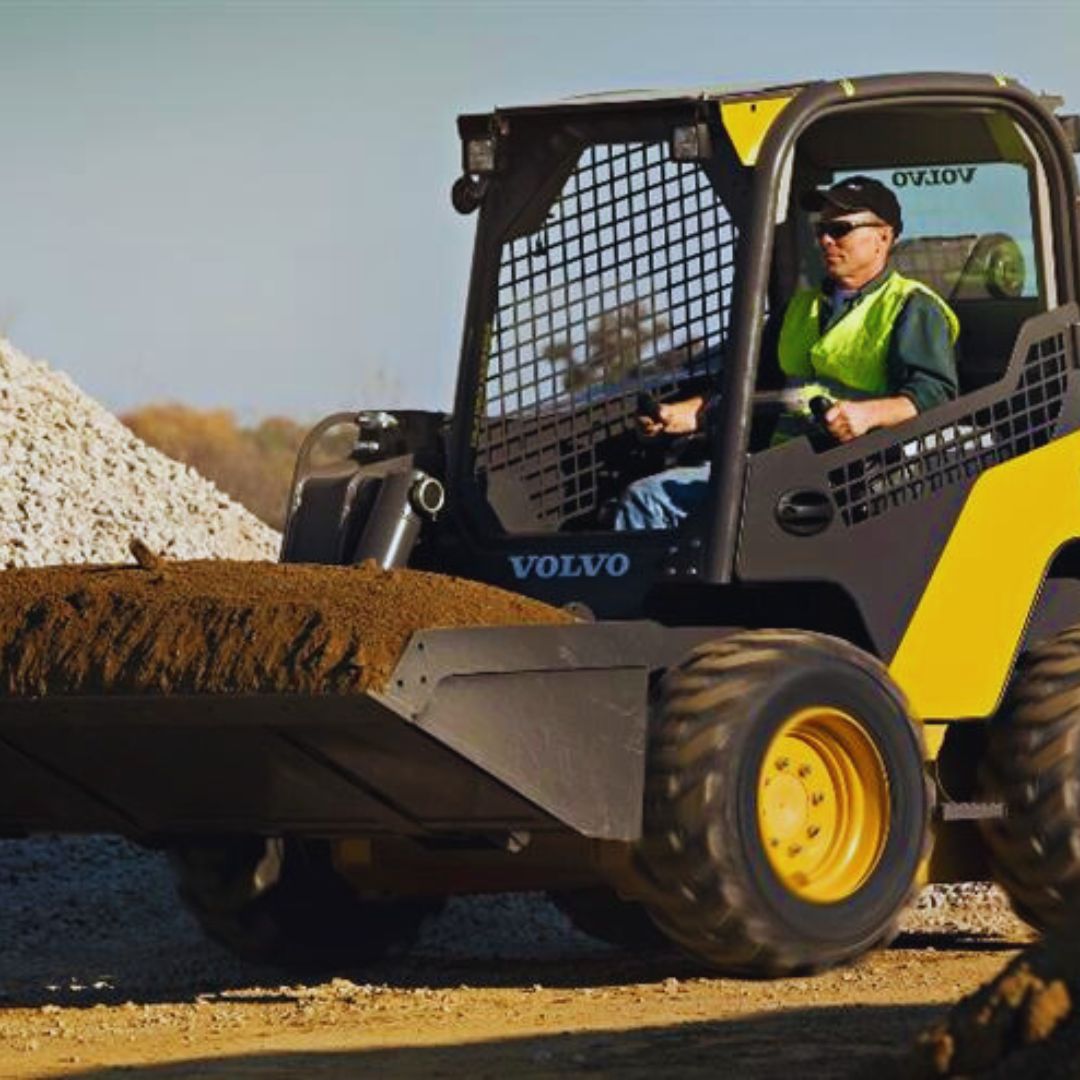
[0,561,716,842]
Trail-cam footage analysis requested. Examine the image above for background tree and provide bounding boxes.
[542,299,672,391]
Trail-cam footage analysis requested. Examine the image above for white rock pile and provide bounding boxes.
[0,336,1018,1001]
[0,339,278,566]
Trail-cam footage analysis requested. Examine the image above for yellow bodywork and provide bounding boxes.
[757,706,890,902]
[889,428,1080,721]
[720,96,794,166]
[884,426,1080,885]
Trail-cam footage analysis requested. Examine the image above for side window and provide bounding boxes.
[472,142,736,534]
[743,105,1077,538]
[790,142,1043,397]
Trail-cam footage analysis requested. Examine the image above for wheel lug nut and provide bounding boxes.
[798,764,812,778]
[807,825,820,838]
[769,838,779,847]
[788,843,802,856]
[811,792,825,805]
[775,757,790,770]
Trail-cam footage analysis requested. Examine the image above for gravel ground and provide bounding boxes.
[0,831,1024,1005]
[0,835,618,1003]
[0,842,1032,1080]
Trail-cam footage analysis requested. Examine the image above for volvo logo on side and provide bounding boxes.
[509,553,631,580]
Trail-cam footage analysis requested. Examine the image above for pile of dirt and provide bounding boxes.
[0,553,572,697]
[891,933,1080,1078]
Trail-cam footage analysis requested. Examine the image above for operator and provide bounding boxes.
[614,175,959,531]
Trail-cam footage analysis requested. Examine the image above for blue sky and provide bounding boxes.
[0,0,1077,420]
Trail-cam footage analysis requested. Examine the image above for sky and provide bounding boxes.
[0,0,1077,422]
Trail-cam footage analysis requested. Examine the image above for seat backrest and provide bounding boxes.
[949,296,1043,391]
[891,232,1039,393]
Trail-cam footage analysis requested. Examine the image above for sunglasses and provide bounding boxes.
[815,220,884,241]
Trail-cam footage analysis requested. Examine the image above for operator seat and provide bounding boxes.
[891,232,1038,392]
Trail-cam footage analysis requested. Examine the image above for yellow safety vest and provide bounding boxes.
[777,271,959,400]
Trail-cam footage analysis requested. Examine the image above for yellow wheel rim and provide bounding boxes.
[757,706,890,903]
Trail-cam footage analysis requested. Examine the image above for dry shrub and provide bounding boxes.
[122,405,306,529]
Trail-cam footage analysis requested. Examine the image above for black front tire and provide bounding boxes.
[168,836,442,972]
[634,629,930,977]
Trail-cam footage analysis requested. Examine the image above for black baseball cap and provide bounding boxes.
[801,175,903,234]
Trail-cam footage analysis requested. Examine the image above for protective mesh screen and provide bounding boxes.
[474,141,736,531]
[827,326,1070,527]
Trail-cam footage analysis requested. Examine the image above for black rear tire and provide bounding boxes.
[168,836,442,973]
[634,629,930,977]
[980,625,1080,933]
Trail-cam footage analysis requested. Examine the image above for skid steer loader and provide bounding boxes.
[4,72,1080,978]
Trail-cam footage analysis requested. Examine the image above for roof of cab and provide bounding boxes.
[456,72,1047,125]
[459,79,811,122]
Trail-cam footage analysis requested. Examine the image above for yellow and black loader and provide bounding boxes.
[4,72,1080,977]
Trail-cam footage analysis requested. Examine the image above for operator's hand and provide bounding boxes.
[824,400,874,444]
[636,396,704,438]
[824,396,917,444]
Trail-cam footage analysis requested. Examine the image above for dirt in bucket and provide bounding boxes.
[0,547,572,698]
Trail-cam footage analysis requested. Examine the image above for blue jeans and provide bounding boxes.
[613,464,710,530]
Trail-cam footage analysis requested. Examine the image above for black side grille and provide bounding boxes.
[827,328,1070,526]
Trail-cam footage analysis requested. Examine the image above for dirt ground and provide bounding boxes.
[0,900,1034,1080]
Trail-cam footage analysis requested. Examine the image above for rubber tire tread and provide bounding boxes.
[169,836,442,973]
[633,628,931,978]
[980,624,1080,932]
